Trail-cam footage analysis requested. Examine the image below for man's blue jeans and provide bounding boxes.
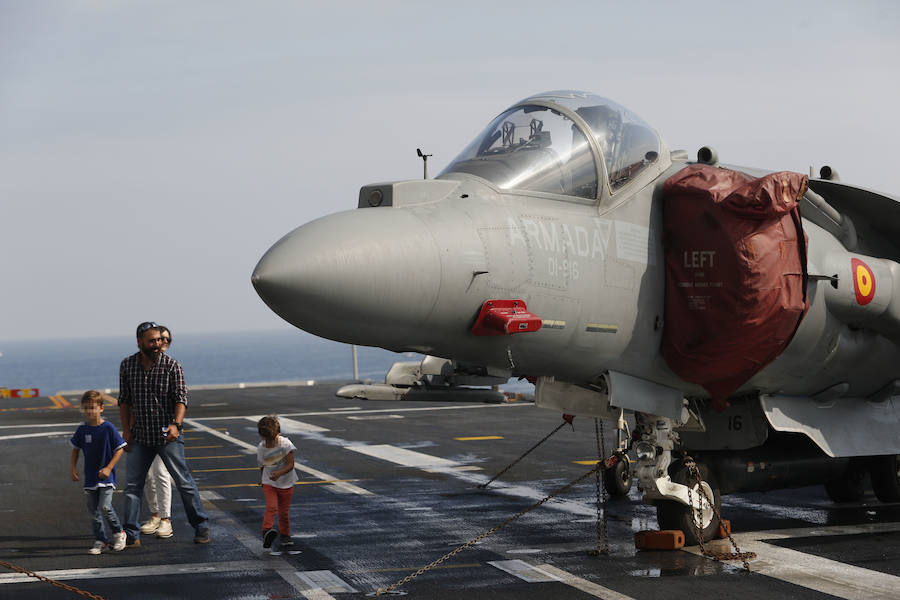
[123,437,208,540]
[86,486,121,542]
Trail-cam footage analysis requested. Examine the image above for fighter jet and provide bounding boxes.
[252,90,900,543]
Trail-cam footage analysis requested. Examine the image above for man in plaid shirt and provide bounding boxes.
[118,322,210,546]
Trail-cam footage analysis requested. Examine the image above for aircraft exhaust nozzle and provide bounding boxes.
[819,166,840,181]
[252,209,443,347]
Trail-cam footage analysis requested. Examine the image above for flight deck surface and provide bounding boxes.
[2,383,899,599]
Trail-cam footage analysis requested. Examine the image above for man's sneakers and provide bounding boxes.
[111,530,127,551]
[88,540,108,555]
[280,534,294,548]
[193,527,210,544]
[125,537,142,549]
[140,514,161,535]
[263,528,278,549]
[155,519,174,539]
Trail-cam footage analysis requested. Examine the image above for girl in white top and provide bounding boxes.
[256,415,298,549]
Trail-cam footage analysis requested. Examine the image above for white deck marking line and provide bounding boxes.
[683,524,900,600]
[202,491,338,600]
[344,444,460,469]
[295,570,359,594]
[244,415,329,433]
[488,559,560,583]
[749,521,900,539]
[0,560,269,585]
[204,402,531,420]
[184,418,372,495]
[0,431,71,441]
[346,415,403,420]
[0,422,81,429]
[534,564,637,600]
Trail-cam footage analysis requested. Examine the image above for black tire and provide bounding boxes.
[824,465,867,503]
[603,452,633,498]
[871,454,900,503]
[656,460,721,545]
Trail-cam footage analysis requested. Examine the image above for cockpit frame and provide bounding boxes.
[438,91,671,212]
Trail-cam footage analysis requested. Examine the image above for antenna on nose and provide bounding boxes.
[416,148,432,179]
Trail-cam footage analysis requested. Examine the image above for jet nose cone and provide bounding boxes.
[252,209,442,346]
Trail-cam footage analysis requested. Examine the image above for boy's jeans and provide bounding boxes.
[86,486,121,542]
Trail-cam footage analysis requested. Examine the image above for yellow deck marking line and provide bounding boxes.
[186,454,245,460]
[184,417,373,495]
[193,467,259,473]
[49,396,61,408]
[198,479,361,489]
[454,436,504,441]
[55,395,73,407]
[0,405,56,412]
[573,460,601,465]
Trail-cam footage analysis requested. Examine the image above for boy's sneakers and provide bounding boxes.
[111,531,126,552]
[193,527,210,544]
[140,515,161,534]
[280,534,294,547]
[89,540,108,555]
[155,519,174,539]
[263,529,278,549]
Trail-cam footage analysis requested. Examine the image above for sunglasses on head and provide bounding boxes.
[136,321,160,336]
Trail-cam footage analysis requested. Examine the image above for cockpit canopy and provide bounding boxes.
[439,91,662,201]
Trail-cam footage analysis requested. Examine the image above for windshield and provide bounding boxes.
[441,91,661,197]
[439,105,598,199]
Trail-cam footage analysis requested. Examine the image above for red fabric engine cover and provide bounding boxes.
[662,165,810,410]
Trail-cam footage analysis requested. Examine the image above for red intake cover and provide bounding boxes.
[471,299,542,336]
[662,165,810,410]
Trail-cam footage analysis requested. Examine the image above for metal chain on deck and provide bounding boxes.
[590,418,610,555]
[684,457,756,572]
[0,560,106,599]
[376,462,603,595]
[477,415,573,489]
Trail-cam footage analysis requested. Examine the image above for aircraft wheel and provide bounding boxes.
[603,452,633,498]
[824,465,867,503]
[871,454,900,503]
[656,460,721,545]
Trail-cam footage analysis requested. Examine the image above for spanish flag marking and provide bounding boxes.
[851,258,876,305]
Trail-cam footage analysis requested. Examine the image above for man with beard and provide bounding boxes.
[118,322,209,546]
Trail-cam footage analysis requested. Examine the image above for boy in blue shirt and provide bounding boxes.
[71,390,128,554]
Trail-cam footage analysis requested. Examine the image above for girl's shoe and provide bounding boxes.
[263,529,277,549]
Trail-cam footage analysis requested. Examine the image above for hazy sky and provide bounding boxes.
[2,0,898,341]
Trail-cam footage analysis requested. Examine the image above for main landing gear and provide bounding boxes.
[634,413,722,545]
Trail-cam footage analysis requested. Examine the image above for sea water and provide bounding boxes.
[0,329,423,395]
